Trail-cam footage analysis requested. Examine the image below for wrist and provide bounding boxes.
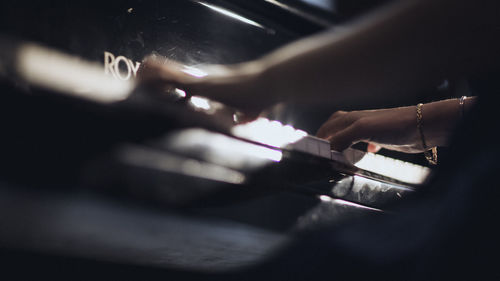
[419,97,473,148]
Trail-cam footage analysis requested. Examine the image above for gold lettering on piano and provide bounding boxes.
[104,51,141,81]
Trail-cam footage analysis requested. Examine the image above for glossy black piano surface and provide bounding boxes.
[0,0,447,278]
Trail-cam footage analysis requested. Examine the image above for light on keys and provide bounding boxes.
[354,152,431,185]
[231,118,308,148]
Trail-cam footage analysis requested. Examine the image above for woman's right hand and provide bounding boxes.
[316,106,421,153]
[316,98,467,152]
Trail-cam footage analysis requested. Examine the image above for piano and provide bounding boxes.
[0,0,435,276]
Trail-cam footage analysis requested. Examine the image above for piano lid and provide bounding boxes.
[0,0,305,68]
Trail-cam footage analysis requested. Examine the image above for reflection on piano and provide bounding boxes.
[0,0,435,276]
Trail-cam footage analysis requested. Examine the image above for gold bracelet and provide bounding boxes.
[416,103,437,165]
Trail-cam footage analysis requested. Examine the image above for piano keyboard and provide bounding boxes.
[4,38,430,187]
[232,118,431,185]
[344,148,430,185]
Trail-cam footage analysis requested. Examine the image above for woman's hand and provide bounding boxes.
[316,98,469,152]
[316,106,421,153]
[137,57,277,117]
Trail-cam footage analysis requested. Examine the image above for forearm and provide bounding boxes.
[144,0,496,113]
[422,96,476,148]
[258,0,499,106]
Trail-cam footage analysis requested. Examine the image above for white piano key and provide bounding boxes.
[353,151,431,184]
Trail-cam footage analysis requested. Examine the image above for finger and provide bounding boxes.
[316,121,342,139]
[316,124,328,139]
[316,119,338,139]
[233,110,261,123]
[327,124,361,152]
[316,120,339,139]
[316,111,350,138]
[138,57,186,84]
[367,143,382,153]
[316,118,347,139]
[327,110,347,121]
[137,57,164,80]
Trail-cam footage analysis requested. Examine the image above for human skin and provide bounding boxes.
[138,0,497,151]
[316,97,476,152]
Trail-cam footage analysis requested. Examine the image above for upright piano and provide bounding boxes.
[0,0,435,276]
